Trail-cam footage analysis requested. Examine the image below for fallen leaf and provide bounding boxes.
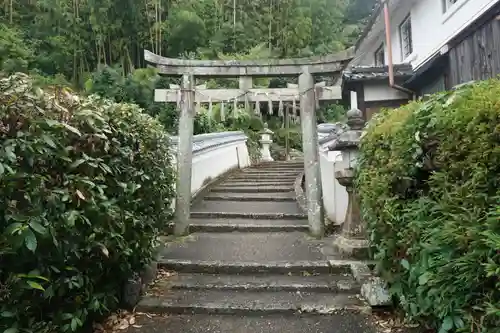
[76,189,86,200]
[100,245,109,257]
[116,319,129,330]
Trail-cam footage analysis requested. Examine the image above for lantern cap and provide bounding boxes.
[328,109,364,151]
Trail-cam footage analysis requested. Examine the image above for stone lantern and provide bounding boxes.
[328,107,369,259]
[259,123,274,162]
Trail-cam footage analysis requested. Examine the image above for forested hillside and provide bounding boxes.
[0,0,376,86]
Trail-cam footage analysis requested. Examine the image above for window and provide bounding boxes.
[374,44,385,66]
[399,15,413,59]
[442,0,459,13]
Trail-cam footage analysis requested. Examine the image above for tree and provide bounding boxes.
[0,24,33,73]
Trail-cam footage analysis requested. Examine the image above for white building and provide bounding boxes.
[341,0,500,120]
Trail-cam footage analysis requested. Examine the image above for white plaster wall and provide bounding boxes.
[190,141,249,195]
[319,149,348,225]
[319,150,334,221]
[356,0,499,69]
[411,0,498,69]
[364,82,409,102]
[170,132,250,202]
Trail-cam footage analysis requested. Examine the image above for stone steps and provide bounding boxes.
[190,212,307,220]
[203,192,296,202]
[238,171,301,176]
[158,259,336,275]
[160,232,321,263]
[253,162,304,169]
[126,313,376,333]
[191,200,303,215]
[210,185,295,193]
[137,289,366,315]
[247,171,301,174]
[154,273,359,293]
[221,181,295,187]
[179,217,308,232]
[227,175,298,181]
[142,161,374,330]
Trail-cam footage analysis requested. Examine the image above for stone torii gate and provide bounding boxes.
[145,49,353,238]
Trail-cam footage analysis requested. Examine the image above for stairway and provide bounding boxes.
[134,161,376,333]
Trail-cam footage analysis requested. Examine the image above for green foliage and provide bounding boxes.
[166,7,207,56]
[193,111,226,135]
[221,110,263,163]
[85,66,159,110]
[0,73,175,333]
[84,66,182,133]
[0,0,375,142]
[357,79,500,332]
[0,24,33,74]
[0,0,375,87]
[318,103,347,124]
[274,127,303,152]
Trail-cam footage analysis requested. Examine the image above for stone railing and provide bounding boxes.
[317,123,349,226]
[170,131,250,197]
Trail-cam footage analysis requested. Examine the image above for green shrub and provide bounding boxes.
[0,73,175,333]
[0,24,34,74]
[317,103,346,123]
[193,111,226,135]
[357,79,500,332]
[228,112,262,163]
[275,127,302,151]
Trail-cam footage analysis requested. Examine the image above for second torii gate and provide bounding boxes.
[145,49,353,238]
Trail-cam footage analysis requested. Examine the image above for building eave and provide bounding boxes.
[343,64,413,84]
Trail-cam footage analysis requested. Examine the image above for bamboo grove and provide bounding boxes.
[0,0,375,86]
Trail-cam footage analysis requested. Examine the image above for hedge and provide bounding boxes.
[357,79,500,332]
[0,73,175,333]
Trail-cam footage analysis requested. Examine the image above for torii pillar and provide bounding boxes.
[299,69,324,238]
[174,74,195,236]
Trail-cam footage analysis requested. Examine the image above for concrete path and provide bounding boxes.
[129,161,378,333]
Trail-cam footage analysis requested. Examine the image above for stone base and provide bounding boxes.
[361,277,391,307]
[332,235,370,260]
[121,261,158,309]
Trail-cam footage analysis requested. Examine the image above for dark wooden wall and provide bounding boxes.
[448,15,500,87]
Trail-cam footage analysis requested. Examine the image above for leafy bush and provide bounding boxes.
[223,111,263,163]
[317,103,347,124]
[0,73,175,333]
[0,24,34,74]
[357,79,500,332]
[193,111,226,135]
[85,66,231,135]
[275,127,302,151]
